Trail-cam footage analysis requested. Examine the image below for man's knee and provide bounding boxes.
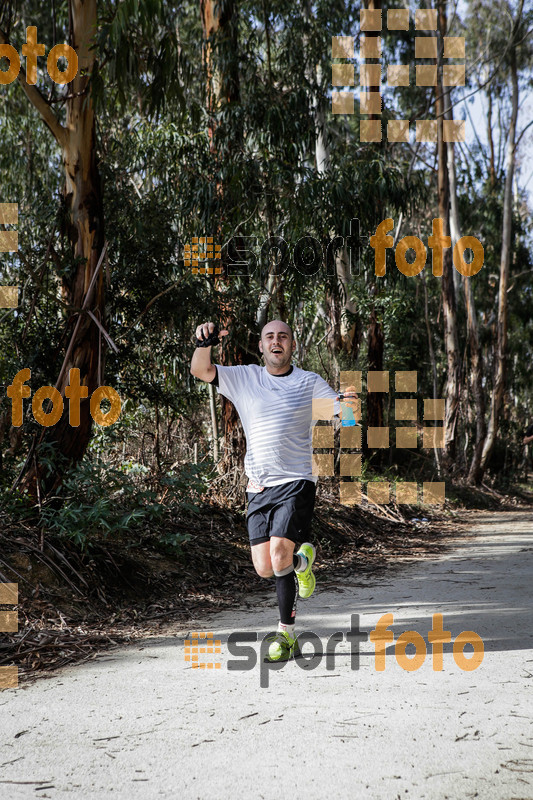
[270,537,295,572]
[255,564,274,578]
[251,542,274,578]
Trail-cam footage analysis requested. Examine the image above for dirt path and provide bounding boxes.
[1,510,532,799]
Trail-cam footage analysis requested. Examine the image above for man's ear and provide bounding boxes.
[258,339,263,353]
[292,338,296,351]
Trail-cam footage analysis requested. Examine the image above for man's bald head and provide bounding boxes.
[260,319,293,340]
[258,319,296,374]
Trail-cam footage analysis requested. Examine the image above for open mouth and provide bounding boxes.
[271,348,282,354]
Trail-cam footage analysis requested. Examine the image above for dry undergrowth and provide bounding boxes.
[1,478,527,682]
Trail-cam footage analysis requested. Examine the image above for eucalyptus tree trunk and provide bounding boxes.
[363,0,381,122]
[436,0,460,463]
[487,93,496,191]
[200,0,255,476]
[1,0,105,497]
[360,0,385,434]
[303,3,359,365]
[479,43,520,475]
[365,307,385,460]
[447,117,487,483]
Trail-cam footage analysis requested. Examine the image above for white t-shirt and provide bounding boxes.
[215,363,340,488]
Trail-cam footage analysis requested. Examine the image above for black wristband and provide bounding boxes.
[195,326,220,347]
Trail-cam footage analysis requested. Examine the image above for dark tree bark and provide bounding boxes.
[366,305,384,428]
[363,0,382,122]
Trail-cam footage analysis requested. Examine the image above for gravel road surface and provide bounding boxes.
[1,510,532,800]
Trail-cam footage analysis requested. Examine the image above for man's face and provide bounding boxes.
[259,322,295,370]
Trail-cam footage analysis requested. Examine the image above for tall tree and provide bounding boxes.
[447,109,486,482]
[1,1,105,495]
[200,0,257,476]
[436,0,460,463]
[479,0,526,475]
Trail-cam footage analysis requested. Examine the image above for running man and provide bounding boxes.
[190,319,357,662]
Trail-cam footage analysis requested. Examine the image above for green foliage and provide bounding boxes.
[0,0,532,519]
[38,457,209,553]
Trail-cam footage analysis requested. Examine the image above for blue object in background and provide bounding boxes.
[340,399,356,427]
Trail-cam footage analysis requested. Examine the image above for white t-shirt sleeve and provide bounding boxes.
[312,374,341,416]
[215,364,252,404]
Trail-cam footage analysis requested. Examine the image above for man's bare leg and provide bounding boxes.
[250,541,274,577]
[251,537,315,661]
[250,537,296,575]
[251,538,298,641]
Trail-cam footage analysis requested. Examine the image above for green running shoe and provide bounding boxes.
[266,630,298,662]
[296,542,316,599]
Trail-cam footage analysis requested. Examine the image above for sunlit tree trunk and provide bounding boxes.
[479,42,520,475]
[487,93,496,191]
[445,99,486,483]
[436,0,460,462]
[2,0,105,496]
[303,2,359,368]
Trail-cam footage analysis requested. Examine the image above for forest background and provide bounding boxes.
[0,0,532,669]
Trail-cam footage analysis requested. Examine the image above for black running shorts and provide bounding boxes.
[246,479,317,546]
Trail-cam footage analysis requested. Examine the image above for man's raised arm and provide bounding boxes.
[190,321,228,382]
